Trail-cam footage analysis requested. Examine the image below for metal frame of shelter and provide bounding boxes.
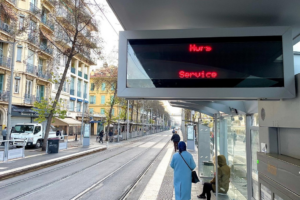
[170,100,258,200]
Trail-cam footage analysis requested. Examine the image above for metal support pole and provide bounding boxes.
[214,113,218,200]
[7,41,15,139]
[80,103,86,145]
[117,105,120,142]
[143,101,145,136]
[127,100,129,140]
[246,114,253,200]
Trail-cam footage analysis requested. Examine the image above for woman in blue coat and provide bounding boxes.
[170,141,196,200]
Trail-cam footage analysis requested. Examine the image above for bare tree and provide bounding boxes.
[32,0,103,150]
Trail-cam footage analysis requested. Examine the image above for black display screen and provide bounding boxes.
[126,36,284,88]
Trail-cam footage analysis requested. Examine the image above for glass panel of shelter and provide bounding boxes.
[204,114,250,200]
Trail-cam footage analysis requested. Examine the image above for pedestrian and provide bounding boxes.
[56,129,61,137]
[99,130,104,144]
[170,141,196,200]
[171,131,181,152]
[109,129,113,142]
[2,127,7,146]
[233,131,237,146]
[197,155,230,200]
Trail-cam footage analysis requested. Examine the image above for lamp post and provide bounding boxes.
[126,100,129,140]
[1,40,15,139]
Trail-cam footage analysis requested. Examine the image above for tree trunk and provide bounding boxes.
[105,87,117,141]
[129,100,134,132]
[42,56,73,151]
[136,103,139,123]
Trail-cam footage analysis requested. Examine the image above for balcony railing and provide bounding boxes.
[36,96,47,102]
[0,56,11,69]
[24,94,35,104]
[28,33,38,45]
[0,90,9,102]
[78,71,82,77]
[70,88,75,95]
[41,17,54,31]
[84,74,88,79]
[77,91,81,97]
[57,8,75,25]
[0,20,12,34]
[47,0,56,6]
[30,3,41,15]
[37,70,51,80]
[71,67,75,74]
[82,51,96,64]
[40,44,53,55]
[26,63,36,75]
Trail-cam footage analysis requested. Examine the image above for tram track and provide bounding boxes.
[0,134,159,190]
[72,138,171,200]
[7,134,169,200]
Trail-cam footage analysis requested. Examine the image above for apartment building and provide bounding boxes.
[0,0,97,130]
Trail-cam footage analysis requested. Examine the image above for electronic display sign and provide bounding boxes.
[118,27,295,100]
[127,36,284,88]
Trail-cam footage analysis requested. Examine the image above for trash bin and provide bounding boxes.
[47,138,59,154]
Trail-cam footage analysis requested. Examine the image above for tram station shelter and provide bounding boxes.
[109,0,300,199]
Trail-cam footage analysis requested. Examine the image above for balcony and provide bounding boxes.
[36,96,47,102]
[84,74,88,79]
[0,90,9,102]
[78,71,82,77]
[0,20,12,34]
[26,63,36,75]
[0,55,11,69]
[30,3,40,15]
[40,44,53,55]
[24,94,35,104]
[77,91,81,97]
[28,33,38,45]
[57,8,75,26]
[70,88,75,95]
[55,32,72,46]
[37,70,51,80]
[71,67,76,74]
[41,17,54,31]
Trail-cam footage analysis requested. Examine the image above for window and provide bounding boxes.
[27,49,34,65]
[16,46,23,62]
[101,108,105,114]
[14,78,20,93]
[38,58,43,73]
[84,82,87,97]
[101,95,105,104]
[77,102,82,112]
[89,108,94,114]
[111,84,115,91]
[77,79,82,97]
[37,85,44,99]
[101,82,106,91]
[25,80,33,97]
[69,101,75,111]
[19,16,24,30]
[91,83,95,91]
[89,96,96,104]
[112,108,114,116]
[0,75,3,92]
[34,126,41,134]
[70,77,75,95]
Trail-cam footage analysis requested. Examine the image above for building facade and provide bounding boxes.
[0,0,96,133]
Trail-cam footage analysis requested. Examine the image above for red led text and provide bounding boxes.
[179,70,217,79]
[189,44,212,52]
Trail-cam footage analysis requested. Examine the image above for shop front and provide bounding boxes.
[51,117,82,140]
[11,105,39,127]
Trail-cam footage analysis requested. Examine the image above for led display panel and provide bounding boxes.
[127,36,284,88]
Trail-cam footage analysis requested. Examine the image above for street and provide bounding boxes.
[0,131,172,200]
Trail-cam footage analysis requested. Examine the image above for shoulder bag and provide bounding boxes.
[179,153,200,183]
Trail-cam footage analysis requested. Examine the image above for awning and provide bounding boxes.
[52,117,82,126]
[84,100,89,103]
[70,97,76,101]
[77,99,83,102]
[40,29,55,44]
[1,3,18,21]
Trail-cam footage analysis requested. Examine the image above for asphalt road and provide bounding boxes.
[0,131,172,200]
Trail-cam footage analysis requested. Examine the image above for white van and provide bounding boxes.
[11,123,63,148]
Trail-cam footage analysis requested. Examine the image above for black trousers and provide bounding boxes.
[173,141,179,152]
[201,182,214,200]
[2,136,6,146]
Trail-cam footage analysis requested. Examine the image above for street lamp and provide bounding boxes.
[1,40,15,138]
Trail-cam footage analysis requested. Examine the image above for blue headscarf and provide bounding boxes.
[178,141,186,153]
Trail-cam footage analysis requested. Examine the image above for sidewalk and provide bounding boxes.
[0,134,151,181]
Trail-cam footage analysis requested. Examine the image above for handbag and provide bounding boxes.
[179,153,200,183]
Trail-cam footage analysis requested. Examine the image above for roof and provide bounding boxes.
[52,117,82,126]
[107,0,300,44]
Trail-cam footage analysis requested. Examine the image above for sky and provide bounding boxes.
[93,0,182,120]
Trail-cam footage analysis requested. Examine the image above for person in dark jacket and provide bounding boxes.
[99,130,104,144]
[108,130,113,142]
[198,155,230,200]
[171,131,181,152]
